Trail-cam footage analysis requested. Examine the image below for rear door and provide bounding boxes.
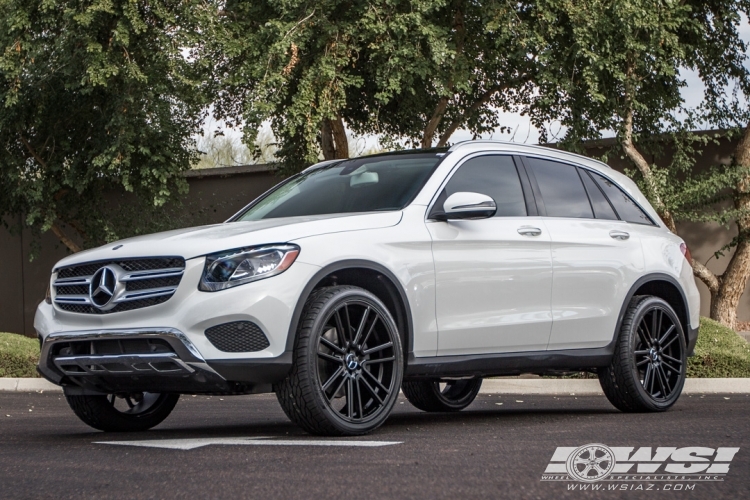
[520,156,647,350]
[428,154,554,356]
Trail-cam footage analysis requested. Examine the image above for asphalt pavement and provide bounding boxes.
[0,391,747,499]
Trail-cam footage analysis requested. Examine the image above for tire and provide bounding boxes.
[64,391,179,432]
[599,295,687,412]
[274,286,404,436]
[402,378,483,412]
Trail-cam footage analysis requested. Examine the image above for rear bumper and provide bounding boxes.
[687,325,699,357]
[38,328,292,395]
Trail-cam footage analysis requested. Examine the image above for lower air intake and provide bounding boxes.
[204,321,270,353]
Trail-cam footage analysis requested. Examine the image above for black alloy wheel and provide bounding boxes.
[65,391,179,431]
[402,378,483,412]
[275,286,403,435]
[599,296,686,412]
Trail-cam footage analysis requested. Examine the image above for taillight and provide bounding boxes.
[680,242,693,266]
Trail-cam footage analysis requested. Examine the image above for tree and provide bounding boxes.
[0,0,206,253]
[529,0,750,328]
[204,0,537,174]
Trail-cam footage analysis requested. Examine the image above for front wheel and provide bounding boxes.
[64,391,179,432]
[599,295,686,412]
[402,379,483,412]
[274,286,404,436]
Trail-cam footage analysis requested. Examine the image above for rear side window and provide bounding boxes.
[434,155,527,217]
[580,169,618,220]
[525,158,593,218]
[589,172,654,225]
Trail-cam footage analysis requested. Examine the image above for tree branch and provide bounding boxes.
[19,134,47,168]
[692,260,719,294]
[421,2,465,148]
[436,84,505,147]
[621,103,677,232]
[50,222,82,253]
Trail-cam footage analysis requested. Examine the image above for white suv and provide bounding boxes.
[35,141,700,435]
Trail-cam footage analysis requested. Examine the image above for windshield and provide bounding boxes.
[234,152,445,221]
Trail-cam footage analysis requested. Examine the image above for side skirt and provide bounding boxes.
[404,347,613,380]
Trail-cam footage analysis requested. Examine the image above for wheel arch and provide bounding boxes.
[617,273,691,347]
[285,260,414,362]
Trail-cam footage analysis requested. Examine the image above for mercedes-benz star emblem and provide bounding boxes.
[90,266,117,308]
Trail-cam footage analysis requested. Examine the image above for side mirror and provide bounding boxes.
[441,192,497,220]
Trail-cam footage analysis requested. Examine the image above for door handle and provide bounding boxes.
[609,230,630,241]
[517,226,542,236]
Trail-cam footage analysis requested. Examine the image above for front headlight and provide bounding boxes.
[199,244,300,292]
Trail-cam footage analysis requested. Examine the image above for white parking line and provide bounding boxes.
[95,437,402,450]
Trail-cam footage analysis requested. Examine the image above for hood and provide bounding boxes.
[54,211,403,269]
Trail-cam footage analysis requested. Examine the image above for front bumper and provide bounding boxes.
[38,328,292,395]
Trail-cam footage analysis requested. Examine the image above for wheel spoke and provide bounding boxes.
[656,309,663,341]
[359,374,384,404]
[355,378,364,418]
[658,324,675,345]
[346,378,354,419]
[661,353,682,366]
[651,310,659,343]
[352,306,370,346]
[320,336,345,354]
[642,364,653,393]
[657,364,672,395]
[317,351,343,364]
[362,356,395,366]
[361,367,390,395]
[328,373,348,402]
[360,315,379,348]
[660,331,679,350]
[636,326,651,348]
[334,310,348,348]
[343,303,353,342]
[654,364,667,397]
[322,366,345,392]
[636,357,650,367]
[125,397,135,409]
[363,341,393,356]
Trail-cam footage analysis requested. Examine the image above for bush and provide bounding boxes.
[0,333,40,378]
[687,317,750,378]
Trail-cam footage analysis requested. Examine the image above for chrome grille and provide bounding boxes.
[53,257,186,314]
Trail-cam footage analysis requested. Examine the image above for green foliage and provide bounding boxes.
[0,333,39,378]
[202,0,537,174]
[687,317,750,378]
[0,0,208,251]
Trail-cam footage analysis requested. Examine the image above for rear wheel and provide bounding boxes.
[599,296,686,412]
[274,286,404,436]
[402,378,483,412]
[64,391,179,432]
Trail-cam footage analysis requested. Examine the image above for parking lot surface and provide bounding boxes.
[0,391,747,499]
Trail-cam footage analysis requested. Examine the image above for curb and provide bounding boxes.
[1,378,750,395]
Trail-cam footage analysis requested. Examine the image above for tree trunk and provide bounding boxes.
[329,116,349,159]
[320,116,349,160]
[320,120,336,160]
[50,221,82,253]
[708,123,750,329]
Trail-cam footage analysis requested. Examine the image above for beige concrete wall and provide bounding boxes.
[0,165,281,336]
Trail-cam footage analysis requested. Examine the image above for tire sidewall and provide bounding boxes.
[299,287,404,434]
[625,297,686,410]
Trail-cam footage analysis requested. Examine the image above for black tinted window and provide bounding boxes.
[580,169,618,220]
[438,155,526,217]
[590,172,654,225]
[526,158,593,218]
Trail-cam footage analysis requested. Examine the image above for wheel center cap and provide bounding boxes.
[345,353,359,371]
[649,348,659,362]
